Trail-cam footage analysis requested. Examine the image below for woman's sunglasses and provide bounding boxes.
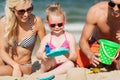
[108,1,120,9]
[49,22,64,28]
[14,4,33,15]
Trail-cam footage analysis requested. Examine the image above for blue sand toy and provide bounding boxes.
[46,47,69,58]
[45,44,50,54]
[36,75,55,80]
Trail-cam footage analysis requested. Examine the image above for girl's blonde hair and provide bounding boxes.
[5,0,32,46]
[46,3,66,21]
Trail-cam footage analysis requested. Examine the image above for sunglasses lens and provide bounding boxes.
[16,5,33,15]
[17,10,25,15]
[27,6,33,13]
[118,5,120,9]
[49,23,64,28]
[108,1,115,7]
[50,24,56,28]
[58,23,63,27]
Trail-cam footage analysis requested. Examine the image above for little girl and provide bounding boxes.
[36,3,77,75]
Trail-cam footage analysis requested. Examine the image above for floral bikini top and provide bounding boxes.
[48,32,70,50]
[14,19,36,48]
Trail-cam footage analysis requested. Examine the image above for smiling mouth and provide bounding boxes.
[55,30,58,31]
[112,11,120,17]
[22,17,28,20]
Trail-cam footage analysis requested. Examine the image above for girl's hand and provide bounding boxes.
[12,64,22,77]
[36,51,48,61]
[42,52,50,61]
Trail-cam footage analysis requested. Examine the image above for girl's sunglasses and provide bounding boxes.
[49,22,64,28]
[14,4,33,15]
[108,1,120,9]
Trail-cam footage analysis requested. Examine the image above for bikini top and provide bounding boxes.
[14,19,36,48]
[48,32,70,50]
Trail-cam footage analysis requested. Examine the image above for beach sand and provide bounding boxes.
[0,55,120,80]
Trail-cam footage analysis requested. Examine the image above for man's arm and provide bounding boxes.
[79,5,100,66]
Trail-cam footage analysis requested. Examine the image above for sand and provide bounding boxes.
[0,56,120,80]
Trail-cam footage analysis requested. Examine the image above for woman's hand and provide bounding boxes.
[12,64,22,77]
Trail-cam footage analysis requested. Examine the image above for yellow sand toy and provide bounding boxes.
[87,67,101,74]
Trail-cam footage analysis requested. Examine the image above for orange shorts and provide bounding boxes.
[75,44,99,67]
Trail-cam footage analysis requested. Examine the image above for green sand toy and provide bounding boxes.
[99,39,120,65]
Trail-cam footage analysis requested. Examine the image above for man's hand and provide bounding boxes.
[90,53,100,67]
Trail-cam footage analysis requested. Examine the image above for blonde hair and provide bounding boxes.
[5,0,32,45]
[46,3,66,21]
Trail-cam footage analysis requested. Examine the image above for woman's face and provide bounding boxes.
[14,1,33,22]
[48,14,65,34]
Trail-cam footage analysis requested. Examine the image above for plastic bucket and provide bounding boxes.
[99,39,120,65]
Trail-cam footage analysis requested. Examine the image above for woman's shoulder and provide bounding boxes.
[0,17,6,35]
[32,14,43,22]
[0,16,5,23]
[31,14,45,31]
[30,14,43,25]
[0,17,5,27]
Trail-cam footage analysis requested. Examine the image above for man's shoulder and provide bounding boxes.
[90,1,108,11]
[85,1,108,24]
[87,1,108,17]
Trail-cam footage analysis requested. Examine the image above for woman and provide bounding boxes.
[0,0,46,77]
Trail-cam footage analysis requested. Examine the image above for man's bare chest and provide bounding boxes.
[97,20,120,34]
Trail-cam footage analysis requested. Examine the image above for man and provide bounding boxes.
[76,0,120,69]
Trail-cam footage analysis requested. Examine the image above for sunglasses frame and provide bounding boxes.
[108,0,120,9]
[14,4,33,15]
[48,22,64,28]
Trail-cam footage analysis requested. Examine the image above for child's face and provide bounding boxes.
[48,14,65,34]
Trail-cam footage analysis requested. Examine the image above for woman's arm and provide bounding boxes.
[35,16,46,40]
[0,17,22,77]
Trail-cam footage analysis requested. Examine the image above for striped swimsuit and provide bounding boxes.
[14,20,36,48]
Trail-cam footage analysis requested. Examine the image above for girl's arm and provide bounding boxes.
[67,32,77,61]
[36,35,48,61]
